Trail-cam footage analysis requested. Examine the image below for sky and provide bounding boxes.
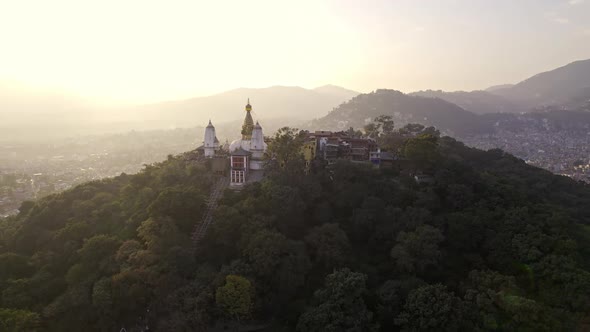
[1,0,589,104]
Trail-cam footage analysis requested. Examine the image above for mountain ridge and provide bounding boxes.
[131,84,360,128]
[410,89,527,114]
[488,59,590,108]
[311,89,489,136]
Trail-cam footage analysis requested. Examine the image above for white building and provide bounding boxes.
[199,100,267,188]
[203,120,219,157]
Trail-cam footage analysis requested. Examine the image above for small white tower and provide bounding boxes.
[249,121,267,170]
[203,120,219,158]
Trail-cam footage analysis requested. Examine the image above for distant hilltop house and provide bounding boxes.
[301,130,379,169]
[196,99,267,189]
[300,131,418,175]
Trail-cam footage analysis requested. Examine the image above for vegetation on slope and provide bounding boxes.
[1,123,590,331]
[311,89,493,136]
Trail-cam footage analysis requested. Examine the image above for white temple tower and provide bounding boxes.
[249,121,266,170]
[203,120,219,157]
[228,99,267,187]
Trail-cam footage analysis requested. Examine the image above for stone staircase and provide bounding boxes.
[192,176,229,244]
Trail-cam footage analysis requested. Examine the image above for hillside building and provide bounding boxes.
[198,100,267,189]
[301,131,379,167]
[203,120,220,157]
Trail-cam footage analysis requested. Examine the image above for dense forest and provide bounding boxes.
[1,122,590,331]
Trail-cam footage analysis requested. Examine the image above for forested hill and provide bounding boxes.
[1,131,590,331]
[490,59,590,108]
[310,89,489,136]
[410,90,528,114]
[310,89,590,138]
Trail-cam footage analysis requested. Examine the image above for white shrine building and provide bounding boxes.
[199,100,267,188]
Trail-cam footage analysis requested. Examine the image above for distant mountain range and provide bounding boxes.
[409,90,527,114]
[3,58,590,142]
[489,59,590,109]
[410,59,590,114]
[311,88,590,138]
[133,85,360,128]
[0,84,359,141]
[485,84,515,92]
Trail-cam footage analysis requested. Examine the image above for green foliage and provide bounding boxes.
[1,135,590,330]
[304,223,350,269]
[364,115,395,139]
[265,127,307,179]
[297,268,376,332]
[137,217,185,253]
[390,225,445,274]
[396,284,465,331]
[0,308,41,332]
[402,133,440,171]
[215,275,253,321]
[0,253,33,280]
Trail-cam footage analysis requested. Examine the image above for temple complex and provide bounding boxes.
[198,99,267,188]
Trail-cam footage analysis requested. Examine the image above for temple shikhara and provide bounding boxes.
[198,99,267,189]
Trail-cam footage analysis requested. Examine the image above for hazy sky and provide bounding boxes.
[1,0,589,103]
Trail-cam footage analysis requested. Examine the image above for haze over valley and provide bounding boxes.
[3,59,590,218]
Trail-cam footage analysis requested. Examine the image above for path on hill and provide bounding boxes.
[192,176,229,244]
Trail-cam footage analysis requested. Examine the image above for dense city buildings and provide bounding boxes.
[461,126,590,183]
[0,129,196,217]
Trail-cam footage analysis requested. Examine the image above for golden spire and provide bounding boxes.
[241,99,254,139]
[245,98,252,112]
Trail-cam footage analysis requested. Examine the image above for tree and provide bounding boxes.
[75,235,120,279]
[376,278,426,330]
[0,308,41,332]
[400,123,425,135]
[363,122,380,140]
[0,253,33,281]
[147,187,205,233]
[396,284,464,331]
[297,268,376,332]
[375,115,395,135]
[77,235,120,264]
[137,217,186,254]
[240,229,288,278]
[304,223,350,269]
[215,275,253,322]
[364,115,395,139]
[265,127,306,176]
[345,127,363,138]
[391,225,444,273]
[402,133,440,172]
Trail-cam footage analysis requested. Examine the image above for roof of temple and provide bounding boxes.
[231,147,252,156]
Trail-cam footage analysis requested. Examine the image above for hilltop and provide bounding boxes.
[1,130,589,331]
[310,89,488,136]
